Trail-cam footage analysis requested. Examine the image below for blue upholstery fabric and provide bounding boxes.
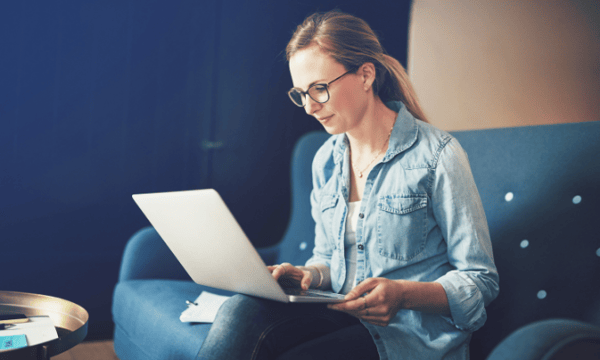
[486,319,600,360]
[113,122,600,359]
[118,227,190,282]
[113,280,234,360]
[274,132,331,266]
[452,122,600,359]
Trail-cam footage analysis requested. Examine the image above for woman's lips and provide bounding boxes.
[317,115,333,123]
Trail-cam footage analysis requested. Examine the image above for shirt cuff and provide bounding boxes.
[435,271,487,332]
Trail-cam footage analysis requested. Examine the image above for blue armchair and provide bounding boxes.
[113,121,600,359]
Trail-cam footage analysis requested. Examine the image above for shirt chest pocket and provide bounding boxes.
[376,194,428,261]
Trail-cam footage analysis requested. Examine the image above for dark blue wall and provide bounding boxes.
[0,0,412,339]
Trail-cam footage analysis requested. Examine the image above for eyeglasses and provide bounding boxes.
[287,70,354,107]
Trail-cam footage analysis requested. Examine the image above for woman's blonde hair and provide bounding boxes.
[286,10,428,122]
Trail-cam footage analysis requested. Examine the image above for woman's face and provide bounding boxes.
[289,45,369,135]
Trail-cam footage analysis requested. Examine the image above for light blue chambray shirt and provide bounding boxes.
[305,101,499,360]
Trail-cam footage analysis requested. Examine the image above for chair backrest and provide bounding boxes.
[452,121,600,358]
[276,131,331,265]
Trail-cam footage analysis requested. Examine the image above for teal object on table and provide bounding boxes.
[0,335,27,351]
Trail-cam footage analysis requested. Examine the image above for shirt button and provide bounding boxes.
[374,334,381,340]
[358,213,364,219]
[358,244,364,250]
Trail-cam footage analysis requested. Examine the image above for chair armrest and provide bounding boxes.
[117,226,190,282]
[486,318,600,360]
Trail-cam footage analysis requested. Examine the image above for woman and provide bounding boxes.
[198,10,498,360]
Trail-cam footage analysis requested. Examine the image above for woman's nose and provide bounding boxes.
[304,95,322,115]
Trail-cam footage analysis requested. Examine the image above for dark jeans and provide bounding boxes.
[196,294,379,360]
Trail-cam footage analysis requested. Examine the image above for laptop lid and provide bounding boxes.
[132,189,345,303]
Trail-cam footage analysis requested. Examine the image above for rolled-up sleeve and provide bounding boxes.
[432,138,500,332]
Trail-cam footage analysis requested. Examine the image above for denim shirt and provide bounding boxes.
[305,101,499,360]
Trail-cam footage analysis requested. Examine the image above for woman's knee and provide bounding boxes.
[218,294,265,317]
[213,294,274,327]
[198,295,273,359]
[219,294,255,313]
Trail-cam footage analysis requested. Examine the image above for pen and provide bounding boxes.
[0,324,15,330]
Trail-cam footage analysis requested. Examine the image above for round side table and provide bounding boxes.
[0,291,88,360]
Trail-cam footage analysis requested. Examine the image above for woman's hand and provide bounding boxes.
[327,278,406,327]
[268,263,313,290]
[327,278,450,326]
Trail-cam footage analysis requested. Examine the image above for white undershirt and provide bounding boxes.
[341,201,361,294]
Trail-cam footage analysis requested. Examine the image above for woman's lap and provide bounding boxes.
[275,324,378,360]
[196,294,379,360]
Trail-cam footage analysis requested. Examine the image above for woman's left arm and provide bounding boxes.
[429,138,500,332]
[330,138,499,330]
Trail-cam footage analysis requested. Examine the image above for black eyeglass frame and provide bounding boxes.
[287,69,354,107]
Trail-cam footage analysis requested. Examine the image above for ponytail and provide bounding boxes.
[379,54,428,122]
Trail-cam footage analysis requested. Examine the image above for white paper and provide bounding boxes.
[180,291,231,323]
[0,316,59,347]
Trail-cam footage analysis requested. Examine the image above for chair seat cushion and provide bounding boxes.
[112,279,234,360]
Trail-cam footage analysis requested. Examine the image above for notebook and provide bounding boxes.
[132,189,346,303]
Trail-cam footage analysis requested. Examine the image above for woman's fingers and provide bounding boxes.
[269,263,291,280]
[301,270,313,290]
[344,278,378,300]
[328,278,403,327]
[268,263,310,289]
[341,304,393,327]
[267,265,284,280]
[329,297,363,312]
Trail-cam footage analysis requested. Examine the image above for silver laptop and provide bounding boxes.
[132,189,346,303]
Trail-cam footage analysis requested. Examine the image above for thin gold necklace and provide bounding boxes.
[350,121,395,178]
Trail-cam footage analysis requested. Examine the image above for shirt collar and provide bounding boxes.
[332,101,418,165]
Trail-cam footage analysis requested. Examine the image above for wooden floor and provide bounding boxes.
[53,340,119,360]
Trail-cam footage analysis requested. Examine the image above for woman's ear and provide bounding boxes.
[360,62,377,91]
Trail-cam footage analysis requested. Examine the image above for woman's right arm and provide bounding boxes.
[268,171,334,291]
[303,147,336,291]
[269,138,336,291]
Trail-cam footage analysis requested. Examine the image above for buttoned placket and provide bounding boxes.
[337,149,352,287]
[336,136,400,290]
[340,135,395,288]
[354,161,380,286]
